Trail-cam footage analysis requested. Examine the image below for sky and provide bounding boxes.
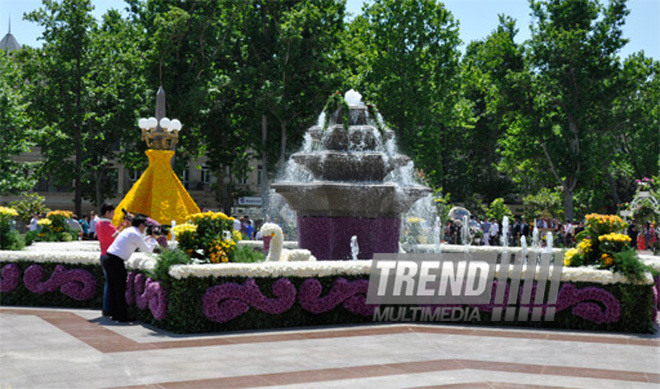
[1,0,658,60]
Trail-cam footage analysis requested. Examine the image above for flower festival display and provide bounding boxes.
[1,241,658,333]
[564,213,654,281]
[171,211,241,263]
[26,210,78,243]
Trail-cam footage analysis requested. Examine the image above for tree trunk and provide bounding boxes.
[95,169,105,210]
[563,183,574,222]
[606,170,620,207]
[261,115,269,220]
[278,120,287,172]
[74,125,82,217]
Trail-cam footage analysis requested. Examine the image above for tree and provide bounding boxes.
[0,50,38,194]
[343,0,462,192]
[610,53,660,188]
[460,15,524,202]
[498,0,630,221]
[24,0,97,216]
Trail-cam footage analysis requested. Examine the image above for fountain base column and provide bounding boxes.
[297,216,400,260]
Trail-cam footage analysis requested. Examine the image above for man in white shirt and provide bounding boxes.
[89,211,100,239]
[101,213,158,322]
[489,219,499,246]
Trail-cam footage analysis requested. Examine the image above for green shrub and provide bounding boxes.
[233,245,265,263]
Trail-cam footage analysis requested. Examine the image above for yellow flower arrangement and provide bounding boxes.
[188,211,232,222]
[172,223,197,235]
[0,206,19,218]
[584,213,627,235]
[37,219,52,226]
[600,253,614,267]
[47,210,74,218]
[598,233,631,244]
[564,248,578,266]
[577,238,592,253]
[208,239,230,263]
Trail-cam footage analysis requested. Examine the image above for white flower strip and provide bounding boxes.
[169,260,373,279]
[0,249,156,270]
[167,259,655,285]
[24,242,101,252]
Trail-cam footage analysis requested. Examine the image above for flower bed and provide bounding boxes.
[1,247,658,334]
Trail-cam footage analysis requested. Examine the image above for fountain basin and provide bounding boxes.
[291,151,410,181]
[271,182,431,219]
[272,181,431,260]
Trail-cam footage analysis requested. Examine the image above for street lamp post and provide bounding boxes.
[137,87,183,150]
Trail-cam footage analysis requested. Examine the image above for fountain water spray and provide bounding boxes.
[351,235,359,260]
[531,224,540,251]
[544,231,553,253]
[461,215,473,247]
[500,216,509,249]
[520,235,528,264]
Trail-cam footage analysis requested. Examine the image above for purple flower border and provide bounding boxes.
[22,264,96,301]
[126,271,168,320]
[202,278,296,323]
[0,263,21,293]
[200,277,631,325]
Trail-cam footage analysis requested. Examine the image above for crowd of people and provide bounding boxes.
[444,216,659,251]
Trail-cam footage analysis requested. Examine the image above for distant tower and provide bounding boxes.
[0,16,22,51]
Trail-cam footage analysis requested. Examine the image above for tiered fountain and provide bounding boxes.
[271,90,431,259]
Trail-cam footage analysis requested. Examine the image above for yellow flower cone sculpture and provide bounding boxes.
[112,150,200,227]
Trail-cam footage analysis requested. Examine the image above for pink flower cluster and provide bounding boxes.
[22,264,96,301]
[0,263,21,292]
[126,272,168,320]
[202,277,374,323]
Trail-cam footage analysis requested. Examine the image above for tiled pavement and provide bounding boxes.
[1,307,659,388]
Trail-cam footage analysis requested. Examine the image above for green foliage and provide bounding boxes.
[0,207,24,250]
[522,188,564,222]
[8,194,50,227]
[463,193,487,219]
[344,0,462,192]
[486,198,513,221]
[149,249,192,286]
[612,248,657,283]
[233,245,266,263]
[322,91,351,131]
[0,51,39,195]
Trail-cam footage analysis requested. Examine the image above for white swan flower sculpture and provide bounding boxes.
[260,223,316,262]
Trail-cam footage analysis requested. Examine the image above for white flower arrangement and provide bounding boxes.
[24,242,101,252]
[169,260,372,279]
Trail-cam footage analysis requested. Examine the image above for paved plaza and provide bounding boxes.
[1,306,658,388]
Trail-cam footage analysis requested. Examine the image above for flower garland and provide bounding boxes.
[23,264,96,301]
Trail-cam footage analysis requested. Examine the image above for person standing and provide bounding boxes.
[101,214,157,322]
[489,219,499,246]
[29,213,40,232]
[96,203,127,317]
[89,211,100,239]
